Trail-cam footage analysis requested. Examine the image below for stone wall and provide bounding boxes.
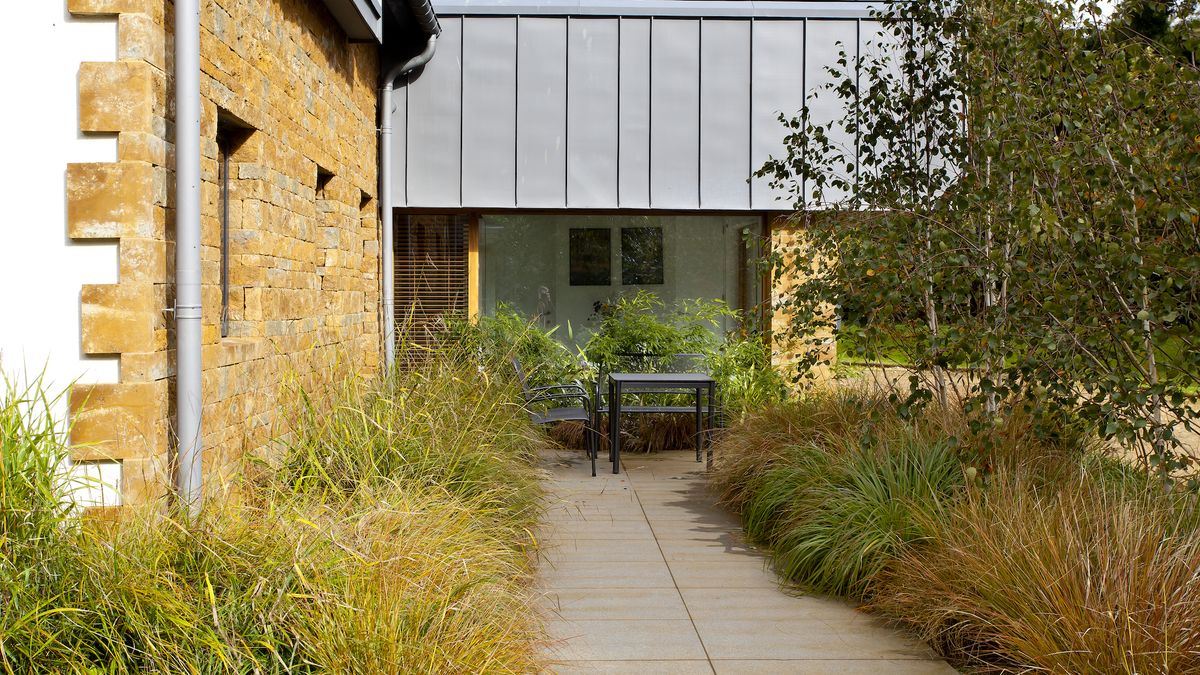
[770,220,837,382]
[66,0,381,505]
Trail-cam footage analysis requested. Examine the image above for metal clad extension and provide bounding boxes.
[617,18,651,208]
[462,16,518,206]
[567,17,620,207]
[391,73,407,206]
[517,17,568,207]
[395,5,877,210]
[699,19,751,209]
[649,18,699,209]
[405,17,462,207]
[750,19,805,209]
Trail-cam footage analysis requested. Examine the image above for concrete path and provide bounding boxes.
[536,448,957,674]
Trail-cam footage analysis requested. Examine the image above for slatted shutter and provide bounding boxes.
[395,214,470,351]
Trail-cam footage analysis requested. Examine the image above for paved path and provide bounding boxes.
[536,448,956,674]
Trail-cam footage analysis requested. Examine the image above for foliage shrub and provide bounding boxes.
[0,352,545,674]
[583,290,727,369]
[584,290,785,419]
[709,334,788,420]
[440,304,583,388]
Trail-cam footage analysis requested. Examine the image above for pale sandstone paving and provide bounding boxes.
[536,447,958,674]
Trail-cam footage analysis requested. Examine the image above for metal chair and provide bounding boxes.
[512,358,599,476]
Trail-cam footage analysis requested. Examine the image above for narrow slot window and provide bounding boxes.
[218,131,232,337]
[215,113,254,338]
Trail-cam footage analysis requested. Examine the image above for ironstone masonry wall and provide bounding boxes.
[66,0,381,505]
[771,222,837,380]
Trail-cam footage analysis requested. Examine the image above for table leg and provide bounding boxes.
[612,381,622,475]
[589,396,597,477]
[607,380,615,463]
[694,385,702,463]
[706,382,716,470]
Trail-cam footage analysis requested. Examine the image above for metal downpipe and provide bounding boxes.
[174,0,203,515]
[380,32,438,370]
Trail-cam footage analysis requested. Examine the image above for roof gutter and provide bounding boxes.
[379,3,441,370]
[174,0,203,515]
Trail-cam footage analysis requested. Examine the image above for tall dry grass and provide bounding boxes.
[0,350,547,674]
[710,392,885,512]
[276,353,543,521]
[872,471,1200,674]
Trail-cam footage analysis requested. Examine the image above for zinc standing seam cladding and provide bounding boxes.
[393,2,882,210]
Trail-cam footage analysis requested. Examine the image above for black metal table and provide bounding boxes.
[606,372,716,475]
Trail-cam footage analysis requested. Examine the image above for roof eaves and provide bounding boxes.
[428,0,882,19]
[320,0,385,41]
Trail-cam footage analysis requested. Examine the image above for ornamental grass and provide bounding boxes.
[0,349,545,674]
[709,390,1200,672]
[871,470,1200,674]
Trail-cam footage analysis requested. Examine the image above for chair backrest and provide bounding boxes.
[511,357,530,396]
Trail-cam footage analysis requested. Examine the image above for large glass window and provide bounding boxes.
[481,214,761,347]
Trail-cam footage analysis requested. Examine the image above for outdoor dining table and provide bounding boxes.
[606,372,717,475]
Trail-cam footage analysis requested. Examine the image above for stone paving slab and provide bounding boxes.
[539,561,677,589]
[536,448,957,674]
[538,538,666,563]
[555,661,714,674]
[546,618,709,661]
[542,588,691,621]
[711,660,958,674]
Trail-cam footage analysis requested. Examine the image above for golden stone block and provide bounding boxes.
[81,283,158,354]
[78,61,154,134]
[70,382,165,462]
[67,162,156,240]
[68,0,154,17]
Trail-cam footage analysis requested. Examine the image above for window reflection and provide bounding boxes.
[481,214,760,347]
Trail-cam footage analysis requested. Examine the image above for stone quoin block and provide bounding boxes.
[67,0,155,17]
[80,283,158,355]
[70,382,165,462]
[78,61,155,133]
[66,162,156,240]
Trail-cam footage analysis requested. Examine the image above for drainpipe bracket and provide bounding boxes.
[174,304,203,320]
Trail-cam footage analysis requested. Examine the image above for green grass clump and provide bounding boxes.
[714,394,962,598]
[1,372,73,581]
[764,436,961,598]
[0,351,546,674]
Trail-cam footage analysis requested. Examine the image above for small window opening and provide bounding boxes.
[216,114,254,338]
[316,166,335,200]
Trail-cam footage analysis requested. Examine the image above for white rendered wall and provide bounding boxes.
[0,5,121,505]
